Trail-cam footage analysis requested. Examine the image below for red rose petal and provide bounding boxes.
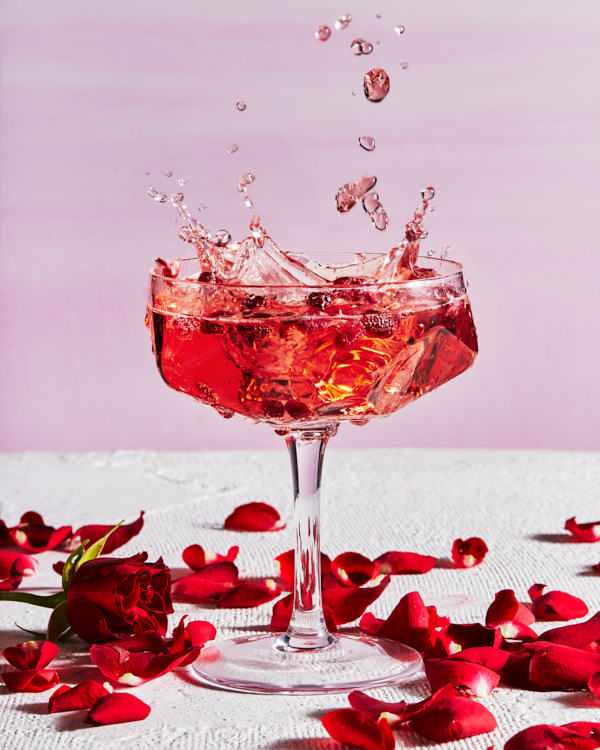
[1,669,60,693]
[217,580,281,608]
[348,690,407,726]
[321,708,395,750]
[565,517,600,543]
[2,640,60,671]
[273,549,331,586]
[107,631,168,654]
[505,722,600,750]
[186,620,217,649]
[542,612,600,649]
[322,576,390,626]
[269,593,337,632]
[67,511,145,555]
[375,550,436,575]
[532,590,589,622]
[171,561,241,603]
[487,619,538,643]
[0,558,25,591]
[375,591,431,651]
[486,589,535,626]
[182,544,239,571]
[90,643,199,686]
[331,552,378,587]
[84,692,151,725]
[528,583,547,601]
[529,642,600,689]
[451,537,488,568]
[9,512,72,553]
[399,685,457,722]
[168,616,214,666]
[425,658,501,697]
[448,646,509,673]
[589,672,600,697]
[223,502,285,532]
[442,623,502,654]
[408,696,497,741]
[0,550,38,578]
[359,612,385,636]
[49,680,110,713]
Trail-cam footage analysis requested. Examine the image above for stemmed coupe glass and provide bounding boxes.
[147,255,477,694]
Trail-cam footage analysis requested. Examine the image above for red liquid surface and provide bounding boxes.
[150,285,477,427]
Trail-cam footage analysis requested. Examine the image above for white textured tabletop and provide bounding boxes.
[1,449,599,749]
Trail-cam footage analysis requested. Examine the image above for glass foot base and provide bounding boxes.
[192,633,422,694]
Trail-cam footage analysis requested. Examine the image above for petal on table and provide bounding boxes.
[223,502,285,532]
[321,708,395,750]
[273,549,331,586]
[171,562,241,603]
[529,642,600,689]
[532,590,589,622]
[528,583,547,601]
[348,690,407,725]
[375,591,431,651]
[217,580,281,608]
[542,612,600,649]
[90,643,199,685]
[485,589,535,626]
[565,517,600,543]
[359,612,385,636]
[445,623,503,651]
[182,544,239,571]
[84,693,151,725]
[48,680,111,713]
[2,640,60,670]
[487,619,538,642]
[2,669,60,693]
[589,672,600,697]
[331,552,378,587]
[105,631,168,655]
[0,550,38,578]
[66,511,145,555]
[269,593,336,632]
[400,685,457,722]
[408,696,497,742]
[9,512,72,553]
[0,558,25,591]
[505,722,600,750]
[425,658,501,697]
[186,620,217,649]
[322,576,390,626]
[451,537,488,568]
[168,616,215,666]
[448,646,509,673]
[375,550,436,575]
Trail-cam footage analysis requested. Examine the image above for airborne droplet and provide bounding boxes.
[376,14,382,19]
[351,38,373,55]
[228,144,239,154]
[362,192,381,214]
[363,68,390,102]
[178,178,187,186]
[214,230,232,247]
[236,101,246,111]
[336,174,377,213]
[358,135,376,151]
[170,193,184,204]
[421,187,435,201]
[237,173,256,193]
[401,62,409,70]
[244,196,254,209]
[395,25,405,34]
[165,171,173,177]
[440,244,451,259]
[315,25,331,42]
[143,170,150,175]
[335,14,352,30]
[198,204,207,212]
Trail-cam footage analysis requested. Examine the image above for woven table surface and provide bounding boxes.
[1,448,599,749]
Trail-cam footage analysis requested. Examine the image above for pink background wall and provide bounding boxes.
[1,0,599,452]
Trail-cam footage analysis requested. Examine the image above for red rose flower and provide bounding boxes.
[66,553,173,644]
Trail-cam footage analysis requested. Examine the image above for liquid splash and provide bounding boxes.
[335,174,377,213]
[395,25,405,35]
[364,69,390,102]
[228,144,239,154]
[351,39,373,56]
[236,101,246,111]
[358,135,376,151]
[335,15,352,31]
[315,26,331,42]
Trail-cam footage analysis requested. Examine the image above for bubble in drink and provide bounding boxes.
[178,178,187,186]
[245,196,254,209]
[236,101,246,111]
[228,144,239,154]
[335,14,352,30]
[401,62,409,70]
[336,174,377,213]
[359,135,376,151]
[165,171,173,177]
[351,38,373,55]
[364,68,390,102]
[395,25,405,34]
[214,230,231,247]
[170,193,184,203]
[237,172,256,193]
[421,187,435,201]
[315,25,331,41]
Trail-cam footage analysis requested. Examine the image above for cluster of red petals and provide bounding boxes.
[505,721,600,749]
[374,550,436,575]
[528,584,589,622]
[49,680,151,725]
[322,685,497,747]
[331,552,380,587]
[0,557,25,591]
[274,549,331,588]
[451,537,488,568]
[565,516,600,543]
[66,511,145,554]
[0,512,72,553]
[223,502,286,532]
[49,680,111,713]
[1,639,60,693]
[182,544,239,571]
[0,550,38,578]
[486,589,535,626]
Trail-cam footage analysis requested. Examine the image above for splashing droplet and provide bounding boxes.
[421,187,435,201]
[351,38,373,55]
[440,244,451,259]
[315,25,331,41]
[236,101,246,111]
[364,68,390,102]
[358,135,376,151]
[178,178,187,186]
[362,192,389,231]
[148,187,168,203]
[401,62,409,70]
[228,144,239,154]
[237,173,256,193]
[336,174,377,213]
[214,230,231,247]
[144,170,150,175]
[244,196,254,209]
[335,14,352,30]
[376,13,382,19]
[376,40,381,44]
[395,25,405,35]
[363,191,380,214]
[165,171,173,177]
[148,187,158,198]
[427,248,435,257]
[428,205,436,212]
[352,91,357,96]
[170,193,184,204]
[198,204,207,211]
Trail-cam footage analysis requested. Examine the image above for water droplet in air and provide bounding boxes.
[351,38,373,55]
[336,174,377,213]
[315,25,331,41]
[165,171,173,177]
[376,41,381,44]
[335,14,352,30]
[359,135,376,151]
[228,144,238,154]
[377,14,382,19]
[420,187,435,201]
[216,407,235,419]
[236,101,246,111]
[401,62,409,70]
[352,91,357,96]
[244,196,254,209]
[237,172,256,193]
[395,25,405,34]
[147,187,158,198]
[170,193,184,203]
[362,191,381,214]
[144,170,150,175]
[440,244,451,259]
[420,228,429,239]
[427,248,435,257]
[361,189,389,231]
[214,230,231,247]
[198,204,207,212]
[428,206,436,212]
[178,178,187,186]
[180,227,191,242]
[364,68,390,102]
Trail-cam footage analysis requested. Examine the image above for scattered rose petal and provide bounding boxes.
[0,557,24,591]
[322,576,390,625]
[542,612,600,649]
[531,590,589,622]
[217,579,281,608]
[408,696,497,742]
[269,593,337,631]
[273,549,331,586]
[426,623,502,660]
[224,502,285,532]
[505,722,600,750]
[451,537,488,568]
[589,672,600,697]
[375,550,435,575]
[528,583,547,601]
[565,517,600,543]
[486,589,535,626]
[167,616,216,666]
[2,669,60,693]
[448,646,510,673]
[0,550,38,578]
[182,544,239,571]
[84,692,151,725]
[375,591,432,651]
[424,658,501,697]
[502,645,544,690]
[322,708,395,750]
[348,691,407,726]
[155,258,182,279]
[331,552,378,586]
[90,641,200,686]
[66,512,145,555]
[2,640,60,670]
[487,619,538,642]
[171,561,241,603]
[49,680,111,713]
[359,612,385,636]
[8,512,72,553]
[529,642,600,689]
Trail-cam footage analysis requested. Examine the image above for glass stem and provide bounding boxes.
[275,426,338,651]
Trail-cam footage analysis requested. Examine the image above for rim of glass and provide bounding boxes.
[149,255,465,289]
